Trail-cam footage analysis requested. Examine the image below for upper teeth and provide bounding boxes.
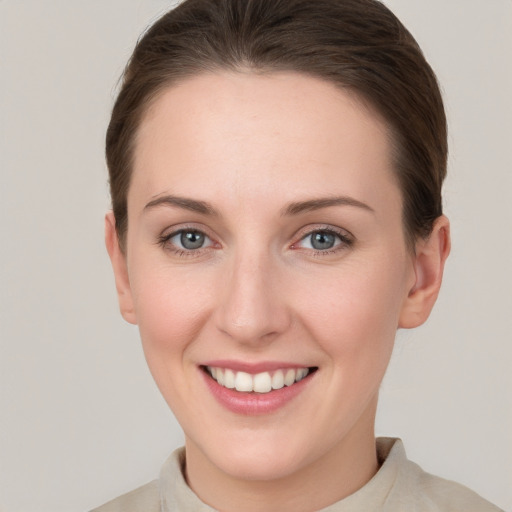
[207,367,310,394]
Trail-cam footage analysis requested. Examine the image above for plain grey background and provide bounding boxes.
[1,1,511,511]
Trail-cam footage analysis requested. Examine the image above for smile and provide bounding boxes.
[205,366,314,394]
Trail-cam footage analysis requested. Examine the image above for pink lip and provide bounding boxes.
[202,360,309,374]
[200,365,316,416]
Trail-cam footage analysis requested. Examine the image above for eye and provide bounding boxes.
[294,228,353,253]
[174,230,208,250]
[304,231,338,250]
[160,228,215,252]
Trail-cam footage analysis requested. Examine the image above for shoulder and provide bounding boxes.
[374,438,504,512]
[89,480,160,512]
[397,456,504,512]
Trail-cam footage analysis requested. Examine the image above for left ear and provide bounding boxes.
[399,215,451,329]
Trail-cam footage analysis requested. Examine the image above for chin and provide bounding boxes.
[215,450,306,482]
[192,427,317,482]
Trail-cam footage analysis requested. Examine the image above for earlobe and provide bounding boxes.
[399,215,451,329]
[104,212,137,325]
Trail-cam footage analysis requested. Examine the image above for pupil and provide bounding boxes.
[181,231,204,250]
[311,232,335,250]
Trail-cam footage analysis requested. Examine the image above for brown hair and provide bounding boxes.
[106,0,447,249]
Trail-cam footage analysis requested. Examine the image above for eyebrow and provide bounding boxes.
[143,194,374,217]
[144,195,218,216]
[282,196,375,216]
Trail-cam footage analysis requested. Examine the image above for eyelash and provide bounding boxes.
[292,226,354,256]
[157,225,354,258]
[157,226,216,258]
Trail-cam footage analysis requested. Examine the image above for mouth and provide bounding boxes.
[202,365,318,394]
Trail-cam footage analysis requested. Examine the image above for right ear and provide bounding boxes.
[104,212,137,325]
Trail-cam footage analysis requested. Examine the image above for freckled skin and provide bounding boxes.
[106,71,450,512]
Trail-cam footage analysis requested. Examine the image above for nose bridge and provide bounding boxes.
[215,244,290,344]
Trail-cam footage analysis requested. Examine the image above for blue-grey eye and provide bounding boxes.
[181,231,205,249]
[298,230,344,251]
[168,230,211,250]
[310,232,336,250]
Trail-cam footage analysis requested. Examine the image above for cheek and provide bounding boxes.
[294,258,408,369]
[129,263,213,380]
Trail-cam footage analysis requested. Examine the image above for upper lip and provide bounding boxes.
[201,360,314,374]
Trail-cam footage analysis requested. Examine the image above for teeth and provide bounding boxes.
[235,371,253,392]
[207,366,311,394]
[216,368,225,386]
[253,372,272,393]
[271,370,284,390]
[284,369,296,386]
[296,368,308,381]
[224,369,235,389]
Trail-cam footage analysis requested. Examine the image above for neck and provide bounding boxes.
[184,404,379,512]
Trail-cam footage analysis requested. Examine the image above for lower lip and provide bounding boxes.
[201,368,315,415]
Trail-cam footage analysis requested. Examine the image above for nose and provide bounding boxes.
[214,249,292,345]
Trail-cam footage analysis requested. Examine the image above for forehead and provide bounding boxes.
[130,71,399,213]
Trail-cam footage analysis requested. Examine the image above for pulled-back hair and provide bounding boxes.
[106,0,447,249]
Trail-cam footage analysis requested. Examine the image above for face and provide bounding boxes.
[108,71,432,487]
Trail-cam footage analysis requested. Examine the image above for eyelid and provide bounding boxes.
[290,224,354,251]
[157,223,221,253]
[169,230,214,248]
[160,222,215,240]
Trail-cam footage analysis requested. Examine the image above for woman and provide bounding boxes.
[94,0,503,510]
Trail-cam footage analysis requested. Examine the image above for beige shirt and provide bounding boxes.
[90,438,504,512]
